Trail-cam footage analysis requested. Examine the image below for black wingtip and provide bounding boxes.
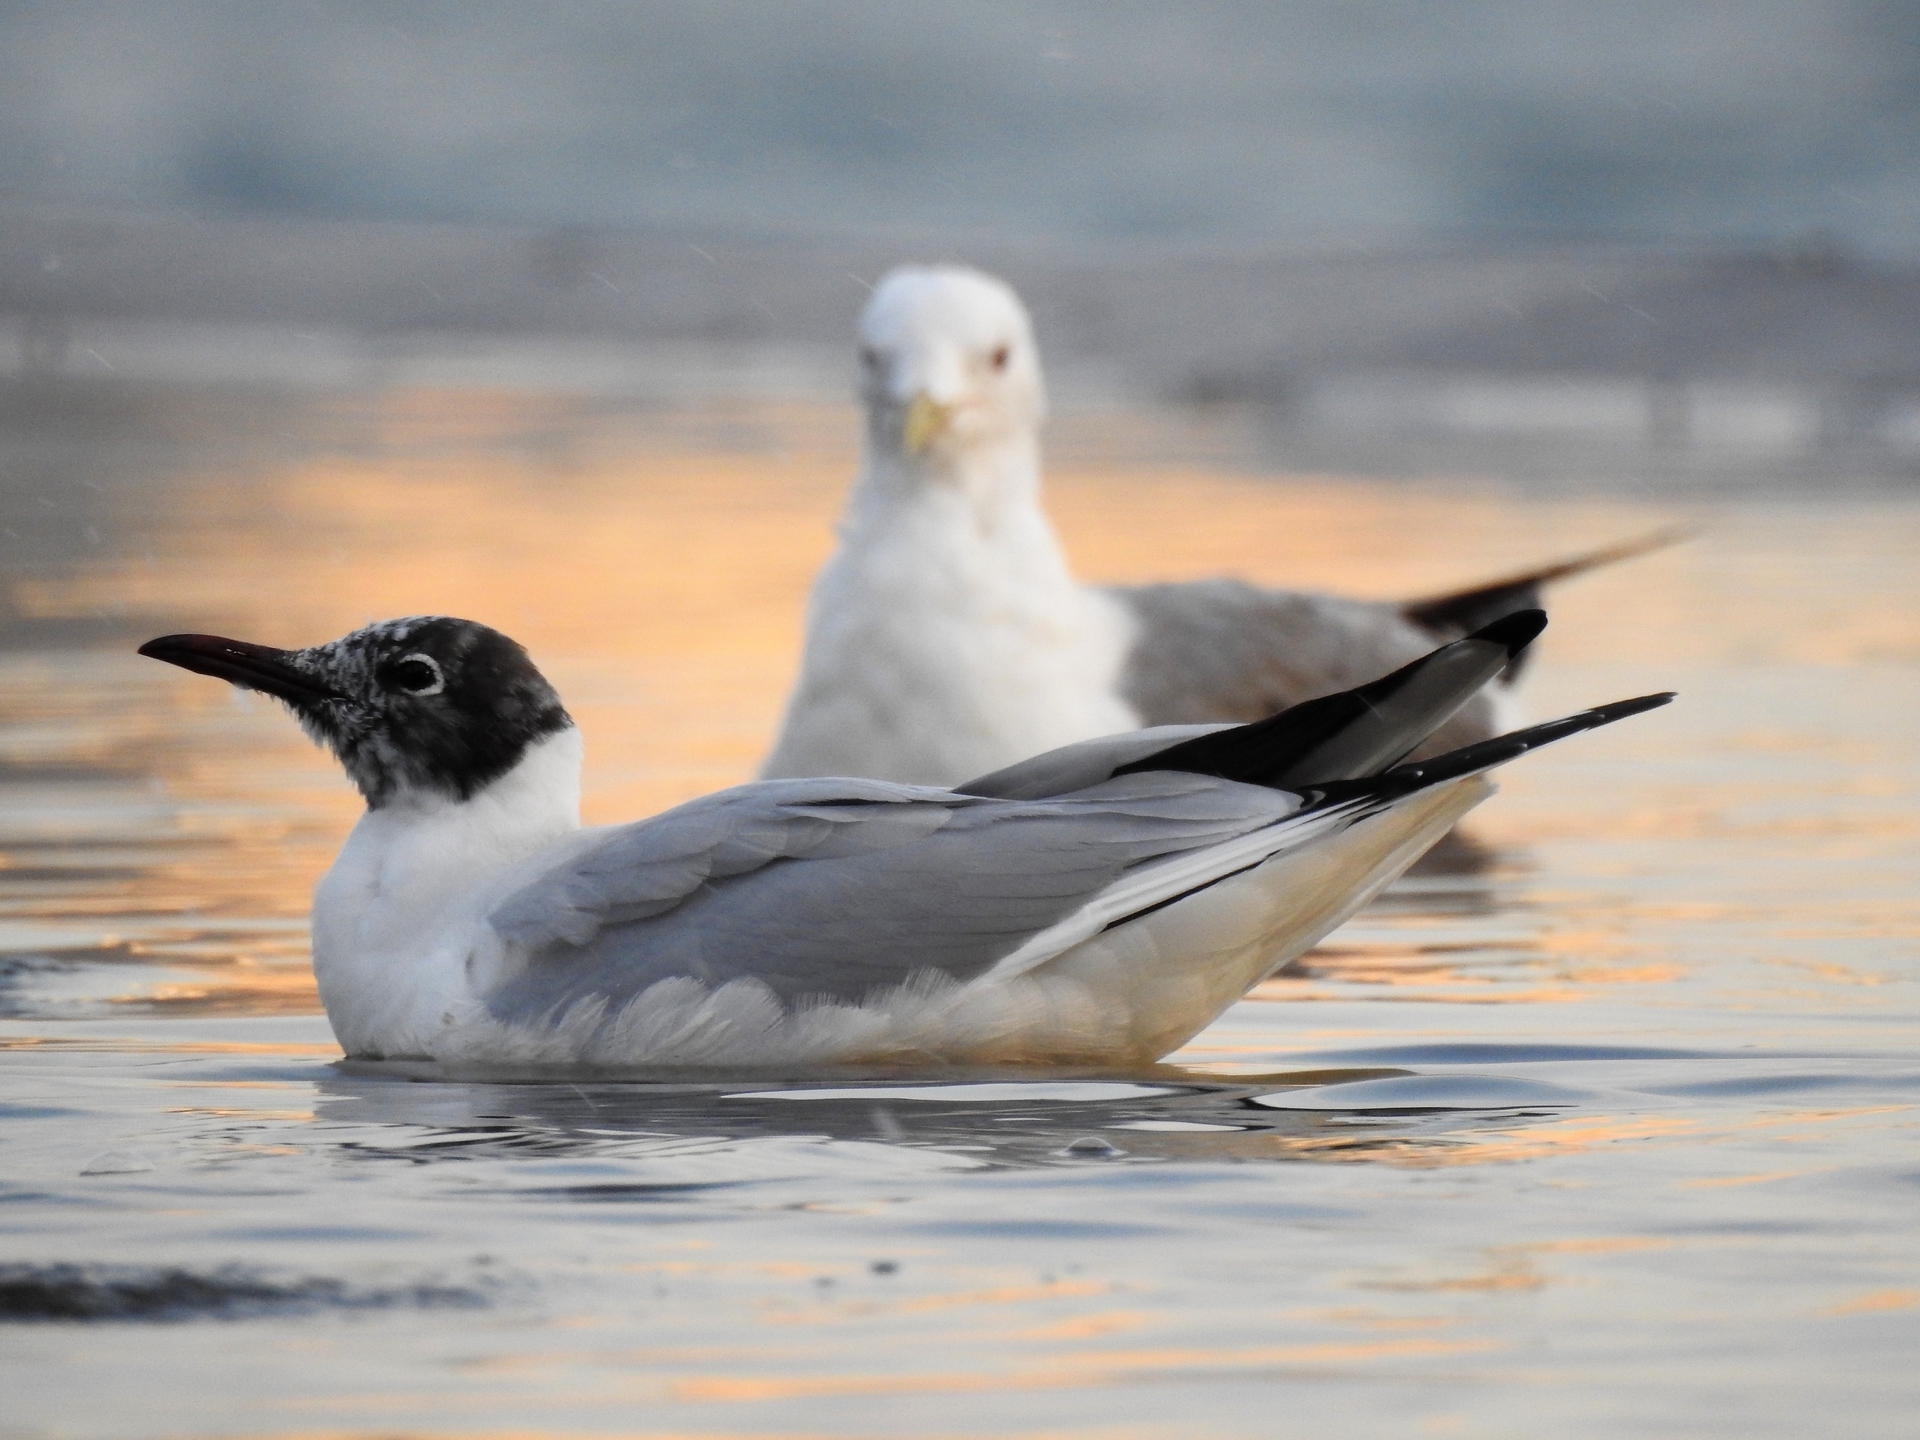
[1468,607,1548,658]
[1304,689,1677,809]
[1589,691,1677,722]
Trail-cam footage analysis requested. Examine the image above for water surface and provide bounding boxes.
[2,387,1917,1438]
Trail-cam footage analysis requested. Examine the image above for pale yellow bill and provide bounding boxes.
[902,392,952,454]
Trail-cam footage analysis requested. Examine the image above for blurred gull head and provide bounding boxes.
[857,265,1046,463]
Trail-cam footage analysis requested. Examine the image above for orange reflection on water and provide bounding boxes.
[1364,1236,1674,1299]
[1310,1307,1457,1332]
[1821,1289,1920,1317]
[760,1278,1108,1328]
[1363,1260,1546,1295]
[1011,1310,1154,1342]
[1276,1113,1699,1169]
[0,1034,341,1056]
[666,1335,1499,1404]
[1516,1237,1675,1256]
[164,1107,316,1120]
[1257,953,1683,1005]
[134,962,323,1014]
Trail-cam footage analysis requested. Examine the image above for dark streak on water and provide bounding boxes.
[0,1262,494,1322]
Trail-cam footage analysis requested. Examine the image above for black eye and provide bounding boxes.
[990,345,1010,371]
[382,655,444,695]
[860,346,883,370]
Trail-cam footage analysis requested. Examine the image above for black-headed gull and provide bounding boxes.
[140,611,1668,1072]
[762,263,1678,787]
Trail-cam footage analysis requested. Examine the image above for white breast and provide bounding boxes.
[310,728,584,1058]
[763,446,1140,786]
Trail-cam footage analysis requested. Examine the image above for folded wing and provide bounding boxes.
[483,772,1300,1016]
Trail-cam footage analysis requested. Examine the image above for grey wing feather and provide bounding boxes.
[957,723,1234,800]
[484,772,1297,1016]
[1110,579,1501,755]
[490,776,960,950]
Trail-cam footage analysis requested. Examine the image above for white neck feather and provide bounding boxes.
[763,433,1140,787]
[846,430,1047,534]
[311,725,584,1057]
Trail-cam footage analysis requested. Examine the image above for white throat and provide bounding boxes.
[847,426,1044,531]
[763,429,1139,786]
[311,725,584,1057]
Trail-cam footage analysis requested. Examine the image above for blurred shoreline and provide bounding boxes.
[2,203,1918,489]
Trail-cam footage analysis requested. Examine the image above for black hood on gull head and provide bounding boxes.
[139,617,571,808]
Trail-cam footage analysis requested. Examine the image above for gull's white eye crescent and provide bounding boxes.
[384,652,445,696]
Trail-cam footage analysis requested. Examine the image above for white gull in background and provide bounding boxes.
[140,611,1667,1071]
[762,263,1678,788]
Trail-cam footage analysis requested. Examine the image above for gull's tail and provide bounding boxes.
[1399,526,1693,676]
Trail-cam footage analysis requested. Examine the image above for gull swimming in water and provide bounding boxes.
[140,611,1668,1072]
[762,263,1678,787]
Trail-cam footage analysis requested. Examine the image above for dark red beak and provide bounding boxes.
[138,634,342,705]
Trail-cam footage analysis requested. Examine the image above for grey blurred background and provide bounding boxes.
[3,0,1920,481]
